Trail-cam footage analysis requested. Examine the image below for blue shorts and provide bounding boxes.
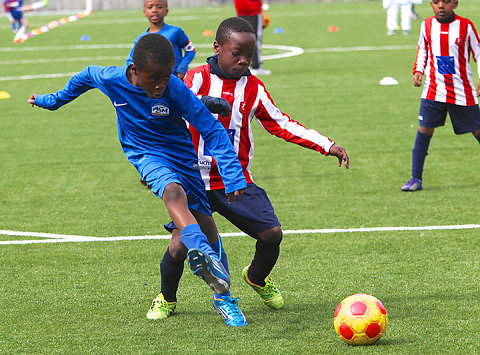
[140,158,211,216]
[419,98,480,134]
[164,183,280,239]
[10,9,23,21]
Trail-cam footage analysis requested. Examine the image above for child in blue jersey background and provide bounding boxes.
[3,0,48,40]
[28,33,247,325]
[126,0,196,80]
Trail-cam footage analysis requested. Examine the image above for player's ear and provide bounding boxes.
[213,40,221,55]
[131,63,138,76]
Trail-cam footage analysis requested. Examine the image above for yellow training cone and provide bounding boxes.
[0,91,11,99]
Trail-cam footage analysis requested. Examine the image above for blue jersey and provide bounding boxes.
[126,23,196,75]
[33,65,246,194]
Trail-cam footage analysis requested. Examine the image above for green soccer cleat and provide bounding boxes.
[146,293,176,320]
[242,265,284,310]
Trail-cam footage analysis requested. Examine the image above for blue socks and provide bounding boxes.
[411,131,432,180]
[210,237,231,298]
[180,224,215,258]
[180,224,231,297]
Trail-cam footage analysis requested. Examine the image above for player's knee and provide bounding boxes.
[162,183,184,204]
[259,226,283,244]
[168,240,188,260]
[168,229,188,260]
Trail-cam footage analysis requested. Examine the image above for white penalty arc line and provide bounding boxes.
[0,44,415,81]
[1,224,480,245]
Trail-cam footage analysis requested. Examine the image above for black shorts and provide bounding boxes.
[419,98,480,134]
[164,183,280,239]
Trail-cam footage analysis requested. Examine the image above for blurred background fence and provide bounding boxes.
[34,0,372,11]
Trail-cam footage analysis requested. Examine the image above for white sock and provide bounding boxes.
[32,2,46,10]
[14,26,26,42]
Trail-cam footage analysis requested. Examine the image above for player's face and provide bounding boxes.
[430,0,458,20]
[214,31,256,79]
[133,60,173,99]
[143,0,168,25]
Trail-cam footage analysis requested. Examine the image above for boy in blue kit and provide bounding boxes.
[27,34,247,324]
[126,0,195,81]
[401,0,480,191]
[3,0,48,41]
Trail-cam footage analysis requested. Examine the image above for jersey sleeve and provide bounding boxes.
[34,65,108,110]
[254,83,334,155]
[174,80,246,193]
[413,20,428,74]
[467,21,480,77]
[175,29,196,75]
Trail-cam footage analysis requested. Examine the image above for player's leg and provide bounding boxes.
[240,15,260,69]
[402,99,445,191]
[21,0,48,13]
[400,4,412,35]
[193,211,247,327]
[386,3,399,35]
[162,183,230,294]
[207,184,284,309]
[13,15,28,43]
[141,163,230,294]
[474,128,480,143]
[447,103,480,144]
[6,13,16,33]
[147,228,185,320]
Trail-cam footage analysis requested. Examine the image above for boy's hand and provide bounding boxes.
[413,72,423,87]
[477,80,480,96]
[28,93,37,107]
[201,96,231,117]
[329,144,349,169]
[176,72,185,81]
[226,188,244,204]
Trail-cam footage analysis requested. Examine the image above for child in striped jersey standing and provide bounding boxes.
[402,0,480,191]
[154,17,349,327]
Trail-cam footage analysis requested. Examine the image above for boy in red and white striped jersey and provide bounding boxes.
[157,17,349,326]
[402,0,480,191]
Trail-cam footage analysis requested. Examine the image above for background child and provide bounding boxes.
[234,0,270,75]
[383,0,413,35]
[157,17,349,327]
[125,0,195,80]
[3,0,48,41]
[402,0,480,191]
[27,34,247,324]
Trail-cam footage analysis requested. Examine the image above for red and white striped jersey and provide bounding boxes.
[184,64,334,191]
[413,15,480,106]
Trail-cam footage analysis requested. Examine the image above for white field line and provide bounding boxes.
[1,224,480,245]
[0,43,414,82]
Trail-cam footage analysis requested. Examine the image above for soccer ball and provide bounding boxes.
[333,293,388,346]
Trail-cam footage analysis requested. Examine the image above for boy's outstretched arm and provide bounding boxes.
[329,144,349,169]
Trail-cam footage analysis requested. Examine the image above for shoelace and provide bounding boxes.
[223,297,242,316]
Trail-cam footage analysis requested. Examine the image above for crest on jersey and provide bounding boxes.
[152,103,169,116]
[436,56,455,75]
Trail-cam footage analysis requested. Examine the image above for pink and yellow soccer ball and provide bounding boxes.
[333,293,388,346]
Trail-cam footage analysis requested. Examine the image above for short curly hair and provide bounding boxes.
[132,33,174,71]
[215,17,255,45]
